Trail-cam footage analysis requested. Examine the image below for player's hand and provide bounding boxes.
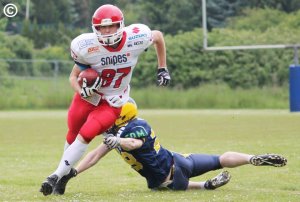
[80,77,102,98]
[103,134,120,149]
[157,67,171,86]
[105,95,123,108]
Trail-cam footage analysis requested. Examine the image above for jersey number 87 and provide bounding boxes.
[101,67,131,88]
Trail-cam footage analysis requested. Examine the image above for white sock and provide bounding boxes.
[248,155,255,163]
[53,138,88,178]
[64,141,70,151]
[199,181,206,189]
[53,141,71,177]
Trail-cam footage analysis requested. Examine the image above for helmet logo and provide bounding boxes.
[101,18,113,26]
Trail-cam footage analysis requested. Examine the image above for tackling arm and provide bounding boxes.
[75,143,111,174]
[120,138,143,151]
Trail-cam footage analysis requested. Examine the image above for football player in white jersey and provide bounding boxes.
[40,4,171,196]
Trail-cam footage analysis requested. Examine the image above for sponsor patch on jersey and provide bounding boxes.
[88,46,100,53]
[134,41,143,45]
[78,39,94,49]
[132,27,140,34]
[101,54,128,66]
[124,127,147,138]
[128,34,147,41]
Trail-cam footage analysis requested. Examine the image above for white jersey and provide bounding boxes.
[70,24,153,105]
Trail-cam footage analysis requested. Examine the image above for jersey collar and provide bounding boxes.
[103,31,127,52]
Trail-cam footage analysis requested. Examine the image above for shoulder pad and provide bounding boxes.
[125,24,152,41]
[124,24,153,50]
[70,33,98,63]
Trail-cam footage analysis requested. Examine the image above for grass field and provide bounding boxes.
[0,110,299,201]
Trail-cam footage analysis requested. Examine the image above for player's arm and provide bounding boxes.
[69,64,82,94]
[152,30,171,86]
[75,143,111,174]
[152,30,167,68]
[119,138,143,151]
[104,135,144,151]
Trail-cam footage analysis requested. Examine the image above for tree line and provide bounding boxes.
[1,0,300,89]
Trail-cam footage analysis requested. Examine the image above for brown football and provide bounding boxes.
[77,68,99,87]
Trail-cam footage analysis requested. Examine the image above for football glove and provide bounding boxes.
[105,95,123,108]
[103,134,120,149]
[80,77,102,98]
[157,67,171,86]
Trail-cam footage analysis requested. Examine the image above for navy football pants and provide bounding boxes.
[169,152,222,190]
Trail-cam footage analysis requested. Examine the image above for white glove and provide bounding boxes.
[80,77,102,98]
[103,134,120,149]
[106,95,123,108]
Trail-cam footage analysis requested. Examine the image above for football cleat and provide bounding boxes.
[204,170,231,190]
[53,168,77,195]
[250,154,287,167]
[39,174,59,196]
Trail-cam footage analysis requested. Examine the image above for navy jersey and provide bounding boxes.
[115,118,173,189]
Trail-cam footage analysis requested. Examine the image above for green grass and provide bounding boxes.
[0,77,289,109]
[0,110,299,201]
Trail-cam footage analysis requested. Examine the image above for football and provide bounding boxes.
[77,68,100,87]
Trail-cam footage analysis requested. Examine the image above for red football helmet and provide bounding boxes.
[92,4,124,46]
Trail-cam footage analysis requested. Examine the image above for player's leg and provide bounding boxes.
[51,102,120,179]
[40,94,93,196]
[220,151,287,167]
[53,101,120,176]
[54,143,110,195]
[219,151,252,167]
[65,94,94,145]
[42,101,120,195]
[185,153,230,190]
[40,100,120,196]
[170,153,230,190]
[52,168,77,195]
[188,170,231,190]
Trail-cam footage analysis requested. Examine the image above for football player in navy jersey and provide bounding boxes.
[40,3,171,196]
[52,100,287,194]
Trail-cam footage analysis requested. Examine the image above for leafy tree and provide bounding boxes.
[30,0,72,25]
[138,0,201,34]
[206,0,247,29]
[227,8,287,32]
[0,33,15,76]
[72,0,90,27]
[0,18,8,31]
[245,0,300,13]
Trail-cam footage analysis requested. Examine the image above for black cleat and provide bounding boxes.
[53,168,77,195]
[250,154,287,167]
[40,174,59,196]
[204,171,231,190]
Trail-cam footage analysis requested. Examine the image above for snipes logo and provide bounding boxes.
[3,3,18,18]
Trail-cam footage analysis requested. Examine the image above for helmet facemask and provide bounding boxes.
[92,19,124,46]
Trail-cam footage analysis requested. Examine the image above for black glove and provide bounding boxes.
[157,67,171,86]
